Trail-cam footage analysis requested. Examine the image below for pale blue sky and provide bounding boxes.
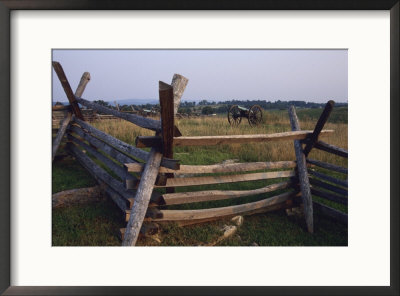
[52,49,348,103]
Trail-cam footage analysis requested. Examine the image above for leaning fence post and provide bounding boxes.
[122,147,163,246]
[52,61,85,120]
[288,106,314,233]
[303,100,335,157]
[52,71,91,161]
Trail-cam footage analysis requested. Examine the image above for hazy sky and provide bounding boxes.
[52,49,348,103]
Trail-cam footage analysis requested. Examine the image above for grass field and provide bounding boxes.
[52,107,348,246]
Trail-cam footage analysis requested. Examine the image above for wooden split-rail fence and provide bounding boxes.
[52,61,348,246]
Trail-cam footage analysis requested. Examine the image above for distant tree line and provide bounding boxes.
[72,98,347,116]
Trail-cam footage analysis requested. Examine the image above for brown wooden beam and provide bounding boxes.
[288,105,314,233]
[303,100,335,157]
[122,148,163,246]
[52,61,84,120]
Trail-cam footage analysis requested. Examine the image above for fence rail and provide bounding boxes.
[52,62,348,246]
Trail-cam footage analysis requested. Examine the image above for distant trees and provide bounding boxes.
[201,106,214,115]
[93,100,110,107]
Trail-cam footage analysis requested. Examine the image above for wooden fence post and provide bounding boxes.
[288,106,314,233]
[75,72,91,98]
[122,147,163,246]
[171,74,189,116]
[303,100,335,157]
[52,71,91,161]
[159,81,175,193]
[52,61,84,120]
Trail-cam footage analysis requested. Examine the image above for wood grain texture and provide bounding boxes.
[125,160,297,174]
[313,201,348,225]
[76,97,161,131]
[52,61,84,120]
[73,117,179,170]
[52,112,72,161]
[159,82,175,193]
[122,148,163,246]
[172,202,298,227]
[52,186,103,208]
[306,158,348,174]
[160,180,293,205]
[289,105,314,233]
[303,100,334,156]
[171,74,189,115]
[131,191,299,221]
[75,72,91,98]
[69,125,137,165]
[314,140,348,158]
[67,143,133,208]
[67,134,127,181]
[154,170,295,188]
[172,130,333,147]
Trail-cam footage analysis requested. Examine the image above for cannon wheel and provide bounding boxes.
[248,105,263,127]
[228,105,242,127]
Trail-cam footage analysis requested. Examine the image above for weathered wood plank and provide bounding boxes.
[52,112,72,161]
[306,158,348,174]
[52,62,84,120]
[172,130,333,147]
[289,105,314,233]
[122,148,163,246]
[303,100,335,156]
[119,223,160,240]
[75,97,161,131]
[159,82,176,194]
[171,202,297,227]
[69,125,137,165]
[52,186,103,208]
[52,71,92,161]
[131,191,299,221]
[75,72,91,98]
[313,201,348,225]
[314,140,348,158]
[104,187,129,212]
[73,117,179,170]
[154,170,295,188]
[160,180,293,205]
[125,160,297,174]
[67,133,128,181]
[308,169,348,188]
[171,74,189,115]
[67,143,133,206]
[310,188,348,205]
[309,178,348,197]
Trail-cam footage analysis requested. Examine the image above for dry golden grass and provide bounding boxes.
[91,110,347,168]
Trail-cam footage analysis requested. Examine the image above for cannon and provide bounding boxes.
[227,105,263,127]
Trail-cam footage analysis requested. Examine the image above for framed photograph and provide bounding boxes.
[1,1,399,295]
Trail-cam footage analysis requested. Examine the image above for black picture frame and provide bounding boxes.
[1,1,399,295]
